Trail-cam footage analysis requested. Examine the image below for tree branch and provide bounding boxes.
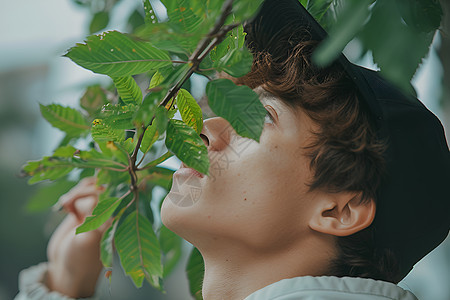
[127,0,237,199]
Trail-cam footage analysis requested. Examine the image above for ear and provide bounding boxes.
[308,193,376,237]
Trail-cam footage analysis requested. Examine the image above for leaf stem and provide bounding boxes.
[136,151,172,171]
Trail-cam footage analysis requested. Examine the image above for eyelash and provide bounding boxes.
[264,109,275,124]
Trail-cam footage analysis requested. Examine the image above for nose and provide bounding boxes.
[200,117,232,151]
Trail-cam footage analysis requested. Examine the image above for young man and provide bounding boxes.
[16,0,449,299]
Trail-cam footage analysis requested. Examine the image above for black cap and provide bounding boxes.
[246,0,450,279]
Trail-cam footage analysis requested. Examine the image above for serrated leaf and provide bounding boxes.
[176,89,203,134]
[159,225,182,277]
[115,211,163,289]
[149,71,165,89]
[91,118,124,143]
[358,0,434,92]
[165,120,209,175]
[164,0,203,34]
[215,47,253,77]
[23,158,75,184]
[206,79,266,142]
[312,0,372,67]
[112,76,143,104]
[186,247,204,300]
[100,103,136,130]
[76,193,122,234]
[65,31,172,77]
[40,104,90,137]
[143,0,159,24]
[26,180,77,212]
[89,11,110,34]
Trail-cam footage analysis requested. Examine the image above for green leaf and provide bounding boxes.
[159,225,182,277]
[176,89,203,134]
[149,71,165,89]
[91,118,124,143]
[312,0,372,67]
[164,0,203,33]
[134,89,166,127]
[214,47,253,77]
[115,211,163,288]
[40,104,90,137]
[77,148,127,168]
[22,158,75,184]
[358,0,434,92]
[65,31,172,77]
[120,138,137,155]
[210,37,233,62]
[140,166,174,190]
[306,0,334,22]
[186,247,204,300]
[165,119,209,175]
[143,0,158,24]
[76,193,122,234]
[100,221,116,268]
[112,76,143,104]
[100,103,136,130]
[157,64,191,89]
[396,0,442,33]
[26,180,77,212]
[80,85,108,117]
[137,23,196,54]
[89,11,110,34]
[94,141,129,165]
[53,145,77,158]
[140,125,159,154]
[206,79,266,142]
[97,168,130,186]
[139,151,173,171]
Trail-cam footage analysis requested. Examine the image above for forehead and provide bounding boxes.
[255,85,318,135]
[254,86,302,117]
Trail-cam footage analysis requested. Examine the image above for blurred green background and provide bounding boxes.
[0,0,449,299]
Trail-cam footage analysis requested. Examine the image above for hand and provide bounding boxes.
[46,177,109,298]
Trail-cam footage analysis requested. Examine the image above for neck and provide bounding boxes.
[199,236,334,300]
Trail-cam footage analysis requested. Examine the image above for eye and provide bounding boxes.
[264,111,274,124]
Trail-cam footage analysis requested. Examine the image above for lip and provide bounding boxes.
[174,163,205,178]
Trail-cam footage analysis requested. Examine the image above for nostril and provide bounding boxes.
[200,133,209,147]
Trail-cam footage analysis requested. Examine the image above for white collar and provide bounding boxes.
[244,276,418,300]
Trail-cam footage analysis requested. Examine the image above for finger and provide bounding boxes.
[53,184,105,222]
